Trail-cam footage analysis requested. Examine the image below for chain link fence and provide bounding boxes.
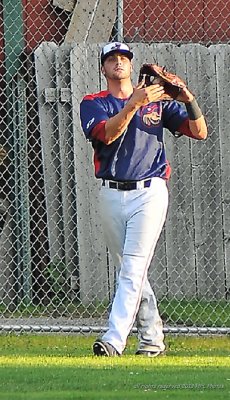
[0,0,229,334]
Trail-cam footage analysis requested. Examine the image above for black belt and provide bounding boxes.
[102,179,152,191]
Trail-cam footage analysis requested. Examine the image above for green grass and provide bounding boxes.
[159,299,230,326]
[0,334,229,399]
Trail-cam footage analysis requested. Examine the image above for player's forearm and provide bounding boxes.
[185,98,208,140]
[188,116,208,140]
[104,101,139,145]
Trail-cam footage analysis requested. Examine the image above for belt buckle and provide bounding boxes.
[118,181,136,190]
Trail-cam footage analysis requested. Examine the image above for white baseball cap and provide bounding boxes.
[100,42,133,64]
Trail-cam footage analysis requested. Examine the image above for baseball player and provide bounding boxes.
[80,42,207,357]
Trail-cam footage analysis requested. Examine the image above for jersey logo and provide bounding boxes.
[86,117,95,130]
[141,104,161,127]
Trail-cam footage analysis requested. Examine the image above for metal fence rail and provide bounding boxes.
[0,0,229,333]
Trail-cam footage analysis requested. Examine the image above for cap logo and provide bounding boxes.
[111,43,121,50]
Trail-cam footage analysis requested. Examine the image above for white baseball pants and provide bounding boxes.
[99,177,169,355]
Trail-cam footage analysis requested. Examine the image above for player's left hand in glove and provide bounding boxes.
[138,64,191,101]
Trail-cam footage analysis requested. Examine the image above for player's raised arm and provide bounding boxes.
[176,87,208,140]
[104,82,165,144]
[137,63,208,141]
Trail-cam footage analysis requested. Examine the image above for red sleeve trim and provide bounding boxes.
[165,161,171,180]
[91,121,107,143]
[177,118,198,139]
[83,91,110,101]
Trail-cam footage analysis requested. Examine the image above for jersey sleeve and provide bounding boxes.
[162,100,188,136]
[80,97,109,140]
[177,118,201,139]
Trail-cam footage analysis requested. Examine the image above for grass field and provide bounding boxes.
[0,334,229,399]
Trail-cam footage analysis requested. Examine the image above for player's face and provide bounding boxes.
[102,52,132,80]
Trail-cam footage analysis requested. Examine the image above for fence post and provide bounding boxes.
[2,0,32,304]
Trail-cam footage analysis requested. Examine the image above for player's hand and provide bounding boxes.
[129,81,165,108]
[176,86,194,103]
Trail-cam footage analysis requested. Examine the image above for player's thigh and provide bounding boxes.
[124,178,168,258]
[99,187,126,265]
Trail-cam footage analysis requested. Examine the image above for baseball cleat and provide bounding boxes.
[93,340,119,357]
[135,349,164,357]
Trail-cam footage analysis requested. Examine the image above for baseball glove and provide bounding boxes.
[138,64,186,100]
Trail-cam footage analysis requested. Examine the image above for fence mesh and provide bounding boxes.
[0,0,229,334]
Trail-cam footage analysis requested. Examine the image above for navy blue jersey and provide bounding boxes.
[80,90,188,181]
